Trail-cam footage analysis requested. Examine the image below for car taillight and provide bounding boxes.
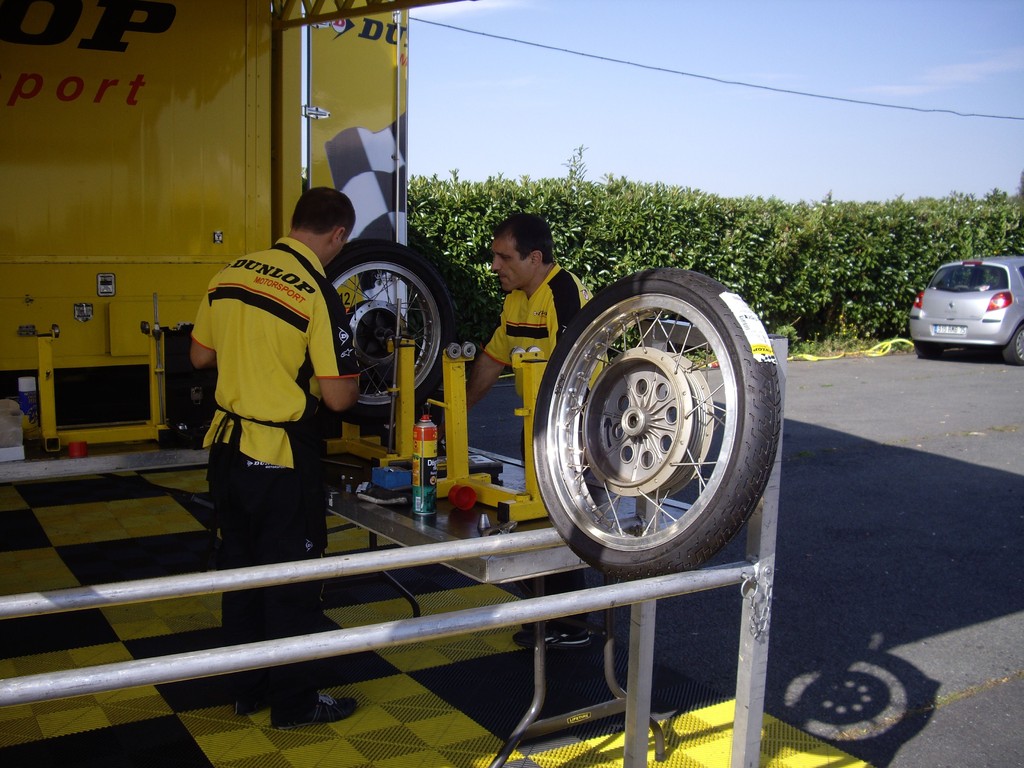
[913,291,925,309]
[987,291,1013,312]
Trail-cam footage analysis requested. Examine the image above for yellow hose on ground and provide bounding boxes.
[863,338,915,357]
[789,350,846,362]
[788,338,914,362]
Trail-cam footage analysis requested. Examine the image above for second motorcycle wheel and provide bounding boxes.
[533,268,782,579]
[327,239,456,425]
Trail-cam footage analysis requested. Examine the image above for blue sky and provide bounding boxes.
[406,0,1024,202]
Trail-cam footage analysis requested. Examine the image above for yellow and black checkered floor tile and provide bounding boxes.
[0,467,869,767]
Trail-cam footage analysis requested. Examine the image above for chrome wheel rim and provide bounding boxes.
[332,261,444,407]
[536,294,738,551]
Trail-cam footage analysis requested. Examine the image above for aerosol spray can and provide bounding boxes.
[412,413,437,517]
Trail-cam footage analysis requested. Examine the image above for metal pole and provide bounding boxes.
[392,9,407,245]
[3,448,209,483]
[623,599,658,767]
[731,337,787,767]
[151,292,166,427]
[0,528,565,620]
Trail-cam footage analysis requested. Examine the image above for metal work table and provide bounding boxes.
[327,488,586,585]
[326,456,674,768]
[1,446,208,483]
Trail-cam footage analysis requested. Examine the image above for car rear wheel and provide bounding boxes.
[1002,325,1024,366]
[533,268,782,579]
[913,341,944,360]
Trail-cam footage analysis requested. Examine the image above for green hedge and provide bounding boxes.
[407,172,1024,347]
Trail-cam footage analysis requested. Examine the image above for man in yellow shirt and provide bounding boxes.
[190,187,361,728]
[467,213,594,650]
[467,214,591,410]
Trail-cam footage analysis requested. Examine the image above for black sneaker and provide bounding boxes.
[513,627,592,650]
[271,693,357,729]
[234,695,266,716]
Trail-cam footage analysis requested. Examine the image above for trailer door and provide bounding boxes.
[307,10,409,243]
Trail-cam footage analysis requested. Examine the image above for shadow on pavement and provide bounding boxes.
[471,367,1022,767]
[649,417,1021,767]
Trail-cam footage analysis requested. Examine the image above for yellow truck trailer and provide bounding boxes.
[1,0,458,450]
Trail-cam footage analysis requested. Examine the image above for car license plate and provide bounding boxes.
[933,324,967,336]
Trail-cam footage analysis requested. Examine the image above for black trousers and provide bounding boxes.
[211,446,328,718]
[519,429,590,633]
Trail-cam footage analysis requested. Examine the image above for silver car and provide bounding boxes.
[908,255,1024,366]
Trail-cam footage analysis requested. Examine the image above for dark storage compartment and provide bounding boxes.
[163,326,217,447]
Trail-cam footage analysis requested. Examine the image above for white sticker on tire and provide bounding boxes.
[720,292,777,364]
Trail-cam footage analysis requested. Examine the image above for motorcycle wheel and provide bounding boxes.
[533,268,782,579]
[327,239,456,424]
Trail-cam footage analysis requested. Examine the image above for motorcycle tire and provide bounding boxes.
[533,268,782,579]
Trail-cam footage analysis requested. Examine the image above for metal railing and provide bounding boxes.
[0,528,752,708]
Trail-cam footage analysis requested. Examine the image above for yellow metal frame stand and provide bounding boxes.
[325,337,417,463]
[432,347,549,523]
[34,320,168,454]
[325,340,550,523]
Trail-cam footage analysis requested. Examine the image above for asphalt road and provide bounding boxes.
[467,347,1024,768]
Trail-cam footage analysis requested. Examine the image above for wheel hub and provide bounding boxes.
[583,347,713,497]
[351,300,397,362]
[620,406,648,438]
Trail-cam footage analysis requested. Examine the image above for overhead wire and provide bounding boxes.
[412,17,1024,122]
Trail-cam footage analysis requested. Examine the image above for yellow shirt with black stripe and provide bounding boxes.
[483,264,591,385]
[191,237,359,468]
